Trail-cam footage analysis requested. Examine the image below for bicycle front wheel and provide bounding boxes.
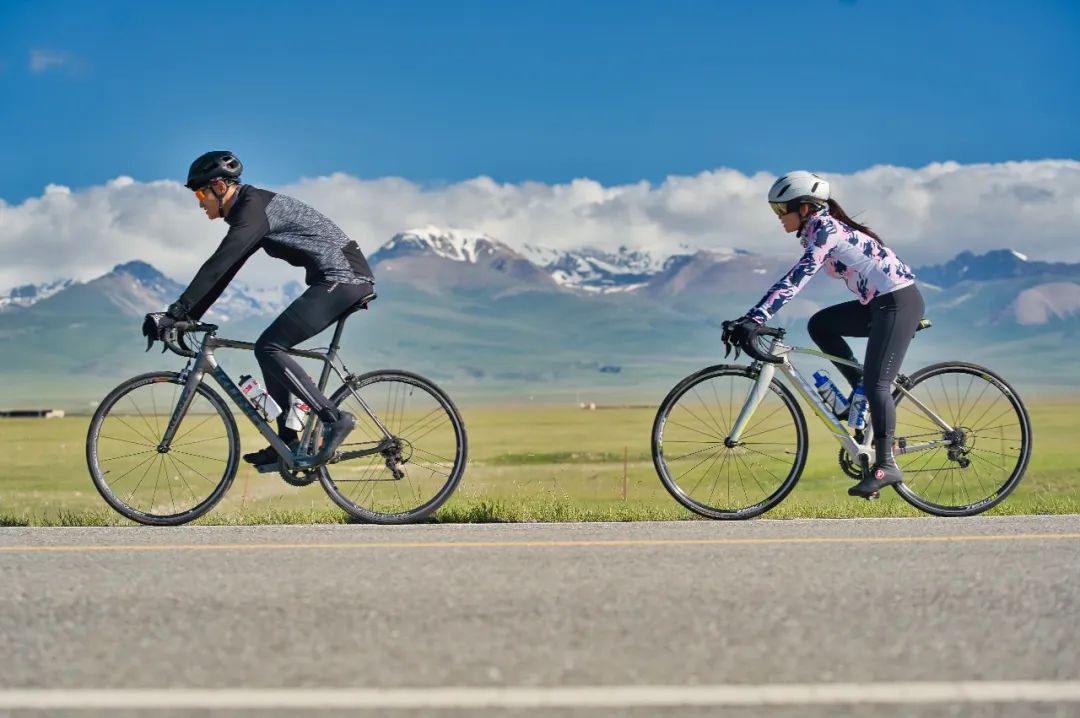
[86,371,240,525]
[652,364,808,519]
[321,370,468,524]
[891,362,1032,516]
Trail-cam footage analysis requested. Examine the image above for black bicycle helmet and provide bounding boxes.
[185,151,243,190]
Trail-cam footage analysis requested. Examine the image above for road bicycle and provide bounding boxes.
[86,292,468,526]
[651,320,1032,518]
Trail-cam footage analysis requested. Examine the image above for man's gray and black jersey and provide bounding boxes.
[175,185,374,319]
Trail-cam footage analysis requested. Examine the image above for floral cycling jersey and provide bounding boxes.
[746,207,915,324]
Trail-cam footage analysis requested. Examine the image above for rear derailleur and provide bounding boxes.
[380,437,410,480]
[944,428,972,468]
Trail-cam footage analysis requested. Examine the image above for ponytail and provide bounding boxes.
[826,198,884,244]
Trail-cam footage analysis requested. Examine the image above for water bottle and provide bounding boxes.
[847,384,869,431]
[812,370,849,417]
[239,374,282,421]
[284,398,312,431]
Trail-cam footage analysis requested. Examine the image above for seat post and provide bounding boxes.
[329,316,348,353]
[315,317,349,395]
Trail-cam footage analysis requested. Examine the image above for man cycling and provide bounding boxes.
[147,151,375,468]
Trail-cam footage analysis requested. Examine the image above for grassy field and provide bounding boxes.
[1,398,1076,525]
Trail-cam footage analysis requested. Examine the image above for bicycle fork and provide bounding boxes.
[725,362,778,448]
[157,360,209,452]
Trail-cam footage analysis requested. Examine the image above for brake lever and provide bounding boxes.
[720,320,741,360]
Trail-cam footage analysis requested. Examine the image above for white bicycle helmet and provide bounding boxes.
[768,171,830,217]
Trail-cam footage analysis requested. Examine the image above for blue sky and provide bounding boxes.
[1,0,1077,202]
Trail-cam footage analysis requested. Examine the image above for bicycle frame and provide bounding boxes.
[155,318,394,471]
[726,334,959,464]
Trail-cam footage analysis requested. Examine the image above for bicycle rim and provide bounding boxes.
[652,365,808,519]
[892,362,1032,516]
[321,370,467,523]
[86,372,239,525]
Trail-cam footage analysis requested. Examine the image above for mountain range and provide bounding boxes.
[2,228,1078,409]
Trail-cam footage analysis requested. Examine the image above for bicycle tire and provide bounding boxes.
[86,371,240,526]
[652,364,809,519]
[320,370,468,524]
[891,362,1032,516]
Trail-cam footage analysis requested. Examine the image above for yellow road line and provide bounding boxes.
[1,533,1078,553]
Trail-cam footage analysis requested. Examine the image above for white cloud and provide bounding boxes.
[1,160,1078,293]
[29,49,73,73]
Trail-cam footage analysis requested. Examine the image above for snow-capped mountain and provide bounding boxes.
[370,226,515,264]
[112,260,181,297]
[6,238,1080,325]
[369,226,556,291]
[521,244,682,293]
[374,228,716,293]
[913,249,1080,288]
[0,278,77,312]
[5,243,1080,406]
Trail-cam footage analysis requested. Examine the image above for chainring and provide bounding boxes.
[277,465,321,487]
[278,435,322,486]
[838,447,862,480]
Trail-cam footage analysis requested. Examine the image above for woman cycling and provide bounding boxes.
[724,171,925,498]
[151,151,375,469]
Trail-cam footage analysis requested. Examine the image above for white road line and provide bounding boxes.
[1,682,1079,710]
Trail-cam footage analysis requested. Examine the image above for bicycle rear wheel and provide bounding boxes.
[320,370,467,524]
[891,362,1032,516]
[86,372,240,525]
[652,365,808,519]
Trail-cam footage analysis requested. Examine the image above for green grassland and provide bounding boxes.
[1,398,1076,526]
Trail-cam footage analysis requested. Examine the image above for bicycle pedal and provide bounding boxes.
[867,491,880,501]
[254,461,282,474]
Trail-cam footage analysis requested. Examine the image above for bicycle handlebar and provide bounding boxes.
[162,320,219,359]
[721,321,785,364]
[743,325,785,364]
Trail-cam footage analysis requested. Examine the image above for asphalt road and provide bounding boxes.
[1,516,1078,717]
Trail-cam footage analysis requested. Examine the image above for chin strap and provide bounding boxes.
[210,184,227,216]
[210,182,237,216]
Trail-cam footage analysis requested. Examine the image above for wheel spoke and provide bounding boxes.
[323,375,464,522]
[675,403,727,442]
[894,366,1029,515]
[167,452,221,486]
[89,375,238,525]
[665,419,726,442]
[99,434,156,448]
[655,369,802,518]
[100,448,159,463]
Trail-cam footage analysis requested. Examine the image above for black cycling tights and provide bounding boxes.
[807,283,925,464]
[254,281,373,437]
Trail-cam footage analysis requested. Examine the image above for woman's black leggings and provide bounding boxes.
[254,281,373,436]
[806,283,925,464]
